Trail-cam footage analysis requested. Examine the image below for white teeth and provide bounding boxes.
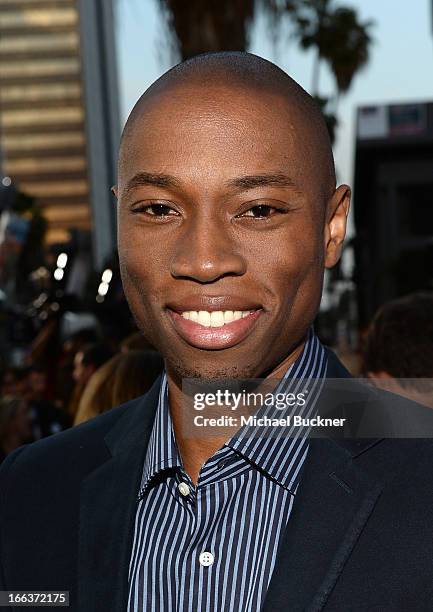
[180,310,254,327]
[198,310,211,326]
[210,311,225,327]
[223,310,234,323]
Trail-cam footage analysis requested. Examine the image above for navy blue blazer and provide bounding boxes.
[1,351,433,611]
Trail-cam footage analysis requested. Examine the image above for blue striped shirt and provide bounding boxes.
[128,332,327,611]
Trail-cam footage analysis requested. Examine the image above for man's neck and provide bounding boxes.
[166,337,308,486]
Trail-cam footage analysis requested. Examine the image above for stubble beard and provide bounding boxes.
[164,350,263,385]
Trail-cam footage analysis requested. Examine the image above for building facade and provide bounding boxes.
[0,0,120,267]
[354,101,433,326]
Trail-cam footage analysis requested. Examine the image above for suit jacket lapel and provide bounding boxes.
[262,350,384,611]
[262,437,383,611]
[77,375,162,612]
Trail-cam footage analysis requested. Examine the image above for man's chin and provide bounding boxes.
[165,358,258,383]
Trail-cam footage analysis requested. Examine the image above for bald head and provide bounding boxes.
[118,52,336,199]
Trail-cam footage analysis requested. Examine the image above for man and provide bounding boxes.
[362,292,433,407]
[68,342,113,417]
[1,53,433,611]
[72,343,114,390]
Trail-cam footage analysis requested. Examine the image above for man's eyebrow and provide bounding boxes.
[124,172,181,193]
[123,172,297,194]
[225,173,297,191]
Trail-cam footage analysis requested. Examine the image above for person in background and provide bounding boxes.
[74,350,163,425]
[120,330,156,353]
[72,342,114,388]
[0,366,28,398]
[0,366,71,441]
[362,292,433,407]
[68,342,114,418]
[55,327,100,411]
[25,365,72,440]
[0,396,32,463]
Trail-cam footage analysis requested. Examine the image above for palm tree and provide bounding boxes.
[155,0,374,142]
[295,0,374,102]
[157,0,256,60]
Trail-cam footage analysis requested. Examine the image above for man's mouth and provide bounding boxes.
[166,307,263,350]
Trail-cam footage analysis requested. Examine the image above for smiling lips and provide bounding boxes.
[167,307,263,350]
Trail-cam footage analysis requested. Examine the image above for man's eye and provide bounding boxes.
[133,203,178,217]
[240,205,278,218]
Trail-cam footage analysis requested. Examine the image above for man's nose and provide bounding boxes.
[170,217,247,283]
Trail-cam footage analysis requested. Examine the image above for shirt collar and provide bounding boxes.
[139,329,327,497]
[139,374,181,497]
[227,330,328,492]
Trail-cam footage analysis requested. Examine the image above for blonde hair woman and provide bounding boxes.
[74,350,163,425]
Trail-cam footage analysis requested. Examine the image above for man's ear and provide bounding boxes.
[324,184,351,269]
[111,185,119,199]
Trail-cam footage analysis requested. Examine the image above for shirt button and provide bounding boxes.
[178,482,190,497]
[199,551,214,567]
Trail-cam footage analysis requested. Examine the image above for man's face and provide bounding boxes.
[116,83,348,380]
[28,371,47,397]
[72,352,93,386]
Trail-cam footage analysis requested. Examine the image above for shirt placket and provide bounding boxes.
[168,452,235,611]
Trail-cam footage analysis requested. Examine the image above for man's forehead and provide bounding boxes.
[118,60,336,198]
[124,79,304,141]
[120,83,307,173]
[120,52,330,153]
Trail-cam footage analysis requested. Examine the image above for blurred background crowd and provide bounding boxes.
[0,0,432,461]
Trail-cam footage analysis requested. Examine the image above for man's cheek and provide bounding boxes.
[274,251,322,312]
[270,252,310,288]
[121,264,167,323]
[119,260,148,311]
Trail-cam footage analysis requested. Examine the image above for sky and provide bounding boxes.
[115,0,433,196]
